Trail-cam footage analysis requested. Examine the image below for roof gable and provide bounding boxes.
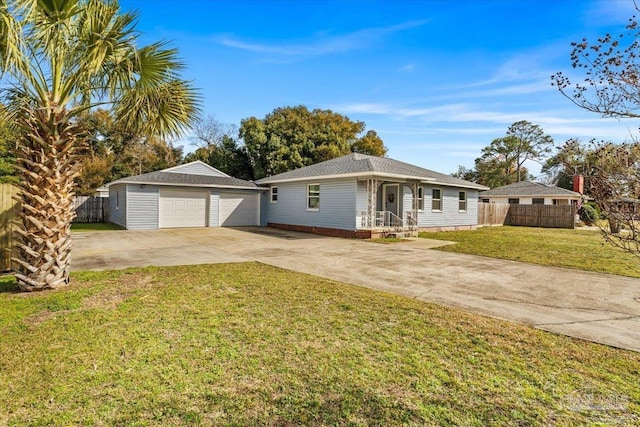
[479,181,581,197]
[256,153,488,190]
[162,161,229,177]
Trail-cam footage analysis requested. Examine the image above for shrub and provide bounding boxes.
[579,203,598,225]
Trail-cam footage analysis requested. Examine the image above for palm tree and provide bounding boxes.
[0,0,200,291]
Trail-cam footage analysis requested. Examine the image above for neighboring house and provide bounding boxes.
[107,161,263,230]
[256,153,488,238]
[479,181,581,205]
[94,185,109,198]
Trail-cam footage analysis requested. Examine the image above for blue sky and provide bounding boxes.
[120,0,639,177]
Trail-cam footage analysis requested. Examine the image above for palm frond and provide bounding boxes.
[114,78,201,139]
[0,1,26,75]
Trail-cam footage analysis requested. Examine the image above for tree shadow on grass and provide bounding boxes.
[0,274,18,293]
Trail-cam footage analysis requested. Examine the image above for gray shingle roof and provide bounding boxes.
[479,181,581,197]
[256,153,488,190]
[109,171,260,190]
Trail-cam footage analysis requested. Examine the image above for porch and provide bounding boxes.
[357,178,424,238]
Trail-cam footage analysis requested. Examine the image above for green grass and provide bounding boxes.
[1,264,639,426]
[71,222,123,232]
[420,226,640,278]
[367,237,410,244]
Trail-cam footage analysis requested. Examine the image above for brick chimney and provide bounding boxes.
[573,175,584,195]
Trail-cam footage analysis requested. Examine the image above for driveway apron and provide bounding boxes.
[71,227,640,353]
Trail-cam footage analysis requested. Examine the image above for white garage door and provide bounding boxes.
[219,192,259,226]
[159,189,208,228]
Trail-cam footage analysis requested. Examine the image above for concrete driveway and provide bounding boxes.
[72,227,640,353]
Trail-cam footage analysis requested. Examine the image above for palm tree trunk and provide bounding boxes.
[12,103,84,291]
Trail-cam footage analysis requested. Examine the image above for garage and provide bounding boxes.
[159,189,208,228]
[219,192,259,226]
[107,161,263,230]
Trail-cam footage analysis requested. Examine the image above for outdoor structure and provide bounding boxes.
[107,161,263,230]
[256,153,488,238]
[106,155,487,237]
[479,181,581,206]
[94,186,109,197]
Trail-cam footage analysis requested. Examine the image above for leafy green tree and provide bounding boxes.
[71,109,185,194]
[118,138,183,178]
[185,115,254,180]
[473,135,533,188]
[239,106,387,178]
[549,139,639,255]
[350,130,386,156]
[470,121,551,188]
[542,138,592,189]
[450,165,476,182]
[206,136,254,180]
[0,108,19,184]
[504,120,553,181]
[0,0,199,291]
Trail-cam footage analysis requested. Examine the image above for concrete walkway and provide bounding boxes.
[71,227,640,352]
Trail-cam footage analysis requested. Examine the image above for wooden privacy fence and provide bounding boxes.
[1,184,19,272]
[478,203,576,229]
[74,196,109,223]
[477,203,510,226]
[1,184,110,272]
[508,204,576,229]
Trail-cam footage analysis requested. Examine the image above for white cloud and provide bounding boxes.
[379,127,504,136]
[215,20,429,57]
[398,63,415,72]
[582,0,635,26]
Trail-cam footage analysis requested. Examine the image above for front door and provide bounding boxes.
[383,184,399,218]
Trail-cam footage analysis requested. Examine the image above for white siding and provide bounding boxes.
[355,181,368,228]
[219,192,260,226]
[259,190,269,226]
[402,185,412,219]
[108,184,127,228]
[418,185,478,228]
[164,161,227,177]
[266,179,357,230]
[126,185,159,230]
[209,191,220,227]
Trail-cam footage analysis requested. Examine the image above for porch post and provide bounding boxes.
[410,182,419,233]
[366,178,380,228]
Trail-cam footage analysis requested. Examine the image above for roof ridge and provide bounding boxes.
[365,157,376,171]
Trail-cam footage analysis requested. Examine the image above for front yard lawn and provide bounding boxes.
[420,226,640,278]
[1,263,638,425]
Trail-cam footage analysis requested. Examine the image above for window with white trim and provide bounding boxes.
[115,192,120,210]
[532,198,544,205]
[508,198,520,205]
[413,186,424,211]
[270,186,278,203]
[458,191,467,212]
[307,184,320,210]
[431,188,442,211]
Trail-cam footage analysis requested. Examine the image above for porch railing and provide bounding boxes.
[359,210,418,237]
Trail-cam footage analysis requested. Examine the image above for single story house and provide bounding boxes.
[107,154,488,238]
[255,153,488,237]
[94,185,109,198]
[107,161,263,229]
[479,181,581,206]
